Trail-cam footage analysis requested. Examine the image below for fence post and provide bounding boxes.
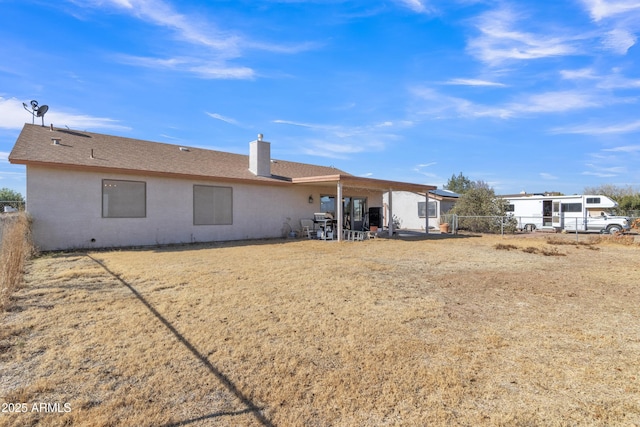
[501,216,504,236]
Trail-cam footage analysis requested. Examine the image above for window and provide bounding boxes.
[193,185,233,225]
[418,201,437,218]
[320,195,335,214]
[586,197,600,204]
[506,204,515,212]
[561,203,582,213]
[102,179,146,218]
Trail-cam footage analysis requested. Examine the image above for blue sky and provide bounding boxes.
[2,0,640,197]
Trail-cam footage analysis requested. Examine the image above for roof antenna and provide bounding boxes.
[22,99,49,126]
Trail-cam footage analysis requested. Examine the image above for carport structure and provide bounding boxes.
[292,174,436,241]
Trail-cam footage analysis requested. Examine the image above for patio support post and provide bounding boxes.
[336,181,343,241]
[425,193,429,235]
[388,188,393,236]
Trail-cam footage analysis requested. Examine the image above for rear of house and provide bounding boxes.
[10,124,435,250]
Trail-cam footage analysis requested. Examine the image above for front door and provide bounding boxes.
[543,200,553,226]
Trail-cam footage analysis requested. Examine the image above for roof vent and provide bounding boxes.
[179,147,190,152]
[51,137,61,145]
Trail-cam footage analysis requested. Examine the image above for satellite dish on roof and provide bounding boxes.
[22,99,49,126]
[36,104,48,117]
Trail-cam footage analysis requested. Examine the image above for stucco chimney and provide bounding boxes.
[249,134,271,177]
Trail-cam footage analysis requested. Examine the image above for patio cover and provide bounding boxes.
[292,174,436,241]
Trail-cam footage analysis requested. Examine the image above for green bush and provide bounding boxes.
[452,183,516,233]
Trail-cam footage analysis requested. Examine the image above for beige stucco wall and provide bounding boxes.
[383,191,441,231]
[26,166,383,250]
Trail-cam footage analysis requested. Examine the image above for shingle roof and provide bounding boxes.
[9,124,348,184]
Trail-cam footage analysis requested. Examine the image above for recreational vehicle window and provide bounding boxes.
[506,204,514,212]
[586,197,601,204]
[561,203,582,213]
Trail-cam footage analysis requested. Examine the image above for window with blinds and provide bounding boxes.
[193,185,233,225]
[102,179,146,218]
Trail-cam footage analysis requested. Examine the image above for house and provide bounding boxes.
[382,189,459,231]
[9,124,436,250]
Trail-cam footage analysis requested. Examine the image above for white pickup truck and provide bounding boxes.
[583,212,631,234]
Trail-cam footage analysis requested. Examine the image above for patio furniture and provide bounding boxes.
[342,229,367,241]
[314,212,335,240]
[301,219,317,239]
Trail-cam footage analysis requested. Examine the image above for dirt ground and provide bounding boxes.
[1,233,639,426]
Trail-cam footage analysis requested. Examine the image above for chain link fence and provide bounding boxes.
[0,202,25,245]
[1,201,25,213]
[439,213,638,241]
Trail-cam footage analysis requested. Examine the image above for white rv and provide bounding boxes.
[504,194,631,234]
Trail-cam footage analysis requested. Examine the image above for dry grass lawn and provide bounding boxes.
[1,233,639,426]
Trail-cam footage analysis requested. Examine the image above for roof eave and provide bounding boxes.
[14,160,295,186]
[292,174,436,193]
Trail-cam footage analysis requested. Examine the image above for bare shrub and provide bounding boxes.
[587,235,637,246]
[0,213,35,310]
[540,247,566,257]
[494,243,518,250]
[546,237,586,246]
[522,246,538,254]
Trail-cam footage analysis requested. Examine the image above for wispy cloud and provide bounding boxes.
[0,97,127,131]
[510,91,601,114]
[560,67,640,89]
[560,67,599,80]
[205,112,240,126]
[75,0,316,80]
[583,163,627,177]
[578,1,640,54]
[580,0,640,22]
[539,172,558,180]
[273,119,326,130]
[78,0,242,53]
[601,28,637,54]
[551,119,640,135]
[467,7,580,65]
[444,78,506,87]
[273,119,392,159]
[603,145,640,152]
[114,55,255,80]
[412,87,602,119]
[394,0,434,14]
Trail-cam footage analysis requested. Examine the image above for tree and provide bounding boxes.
[0,188,24,202]
[451,181,517,233]
[444,172,474,195]
[0,188,25,211]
